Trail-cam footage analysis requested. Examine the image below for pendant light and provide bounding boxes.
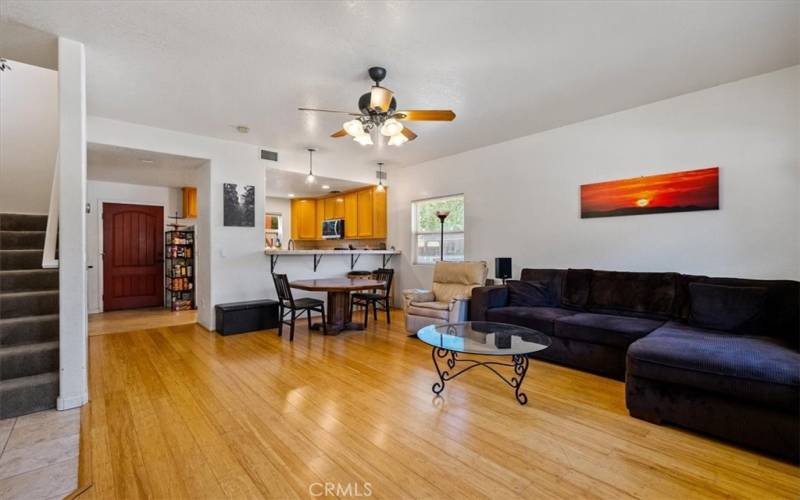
[305,148,316,184]
[376,162,385,192]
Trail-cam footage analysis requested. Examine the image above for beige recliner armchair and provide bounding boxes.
[402,261,489,334]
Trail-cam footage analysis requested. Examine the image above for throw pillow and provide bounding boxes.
[507,280,552,307]
[688,283,768,335]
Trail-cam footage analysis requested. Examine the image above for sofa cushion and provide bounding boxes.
[520,269,566,306]
[561,269,592,309]
[688,283,768,335]
[407,301,451,320]
[554,313,664,349]
[676,276,799,348]
[507,280,552,307]
[627,321,800,411]
[587,270,677,319]
[486,306,575,334]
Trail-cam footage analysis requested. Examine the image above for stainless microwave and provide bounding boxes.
[322,219,344,239]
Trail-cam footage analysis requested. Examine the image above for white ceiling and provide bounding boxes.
[88,143,206,187]
[5,1,799,176]
[265,168,369,199]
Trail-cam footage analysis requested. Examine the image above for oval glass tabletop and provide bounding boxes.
[417,321,551,356]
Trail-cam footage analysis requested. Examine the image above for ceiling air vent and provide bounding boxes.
[260,149,278,161]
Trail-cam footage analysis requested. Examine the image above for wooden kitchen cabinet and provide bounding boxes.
[333,196,345,219]
[291,199,317,240]
[357,188,373,237]
[324,197,335,220]
[316,198,325,239]
[290,187,386,241]
[182,187,197,218]
[344,192,358,238]
[372,187,387,239]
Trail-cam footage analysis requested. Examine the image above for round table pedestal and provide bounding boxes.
[309,291,365,335]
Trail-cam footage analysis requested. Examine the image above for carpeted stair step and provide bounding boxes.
[0,249,44,270]
[0,341,59,380]
[0,214,48,232]
[0,230,46,250]
[0,269,59,292]
[0,372,58,419]
[0,290,59,318]
[0,314,59,346]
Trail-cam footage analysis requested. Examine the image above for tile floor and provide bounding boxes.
[0,409,79,500]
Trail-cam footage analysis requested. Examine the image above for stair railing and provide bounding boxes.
[42,154,59,269]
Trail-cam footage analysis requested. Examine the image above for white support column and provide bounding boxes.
[57,37,88,410]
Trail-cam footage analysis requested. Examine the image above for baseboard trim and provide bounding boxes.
[57,392,88,410]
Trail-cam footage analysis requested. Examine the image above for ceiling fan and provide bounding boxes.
[298,66,456,146]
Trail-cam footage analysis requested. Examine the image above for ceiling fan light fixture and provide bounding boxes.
[369,86,393,113]
[380,118,404,137]
[343,119,364,137]
[354,133,373,146]
[388,133,408,146]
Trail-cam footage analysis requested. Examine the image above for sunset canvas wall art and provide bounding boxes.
[580,167,719,219]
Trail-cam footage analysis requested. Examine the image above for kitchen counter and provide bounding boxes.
[264,249,400,255]
[265,248,400,272]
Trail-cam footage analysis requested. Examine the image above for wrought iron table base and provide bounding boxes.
[431,347,530,405]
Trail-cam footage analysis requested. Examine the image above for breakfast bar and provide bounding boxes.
[265,248,401,272]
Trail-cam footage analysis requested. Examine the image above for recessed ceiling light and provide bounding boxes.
[321,185,330,190]
[236,125,250,134]
[288,193,295,198]
[140,159,154,164]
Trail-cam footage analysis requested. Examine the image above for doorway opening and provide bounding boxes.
[86,143,207,334]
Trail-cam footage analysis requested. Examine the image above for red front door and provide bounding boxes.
[102,203,164,311]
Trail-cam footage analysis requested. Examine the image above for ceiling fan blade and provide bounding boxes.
[298,107,361,116]
[394,110,456,121]
[401,127,418,141]
[331,129,348,138]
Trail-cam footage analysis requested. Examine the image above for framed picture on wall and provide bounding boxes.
[580,167,719,219]
[223,183,255,227]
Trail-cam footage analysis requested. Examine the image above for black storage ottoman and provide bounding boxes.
[215,299,280,335]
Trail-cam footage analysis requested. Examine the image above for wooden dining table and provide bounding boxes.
[289,278,387,334]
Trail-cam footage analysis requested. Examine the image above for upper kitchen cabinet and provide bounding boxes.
[182,187,198,218]
[344,192,358,239]
[290,186,387,241]
[316,198,325,240]
[291,198,317,240]
[372,187,387,239]
[357,188,373,237]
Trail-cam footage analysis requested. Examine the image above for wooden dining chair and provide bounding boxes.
[350,268,394,328]
[272,273,327,340]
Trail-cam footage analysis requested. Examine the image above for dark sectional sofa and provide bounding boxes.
[471,268,800,461]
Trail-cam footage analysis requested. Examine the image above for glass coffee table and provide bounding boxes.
[417,322,551,405]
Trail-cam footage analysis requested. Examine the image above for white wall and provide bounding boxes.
[0,59,58,214]
[264,196,291,245]
[389,66,800,296]
[85,180,194,313]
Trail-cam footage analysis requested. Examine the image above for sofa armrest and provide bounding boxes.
[402,289,435,310]
[470,285,509,321]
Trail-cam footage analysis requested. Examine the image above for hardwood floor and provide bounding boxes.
[78,309,799,499]
[88,307,197,336]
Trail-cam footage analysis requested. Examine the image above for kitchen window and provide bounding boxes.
[412,194,464,264]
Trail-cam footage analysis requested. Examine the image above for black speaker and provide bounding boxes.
[495,257,512,281]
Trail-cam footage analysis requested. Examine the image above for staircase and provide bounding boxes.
[0,214,59,418]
